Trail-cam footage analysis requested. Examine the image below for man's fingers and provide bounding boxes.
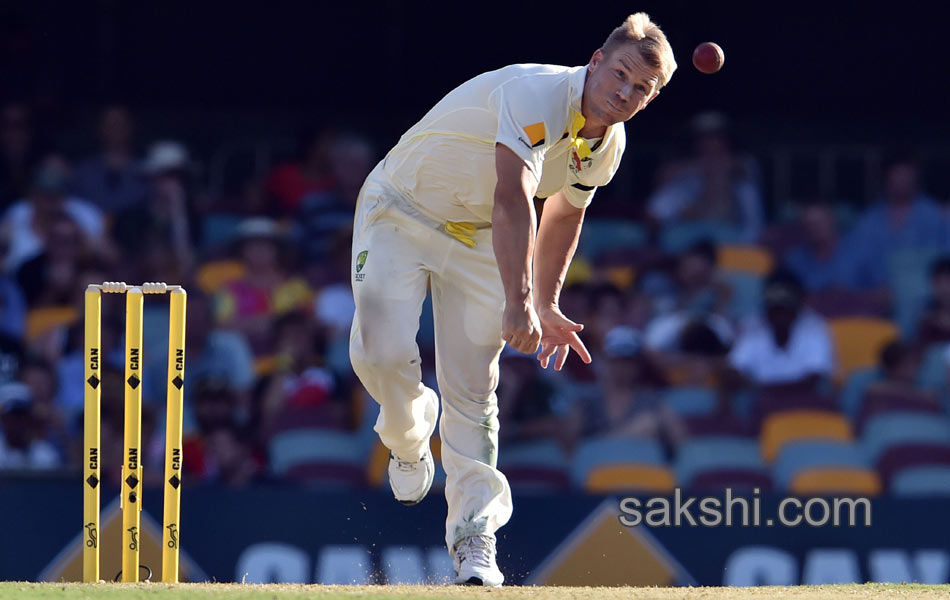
[538,343,557,368]
[550,312,584,332]
[567,331,592,364]
[554,344,571,371]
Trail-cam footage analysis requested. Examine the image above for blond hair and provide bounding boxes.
[602,13,677,89]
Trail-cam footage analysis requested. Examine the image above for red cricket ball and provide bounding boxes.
[693,42,724,74]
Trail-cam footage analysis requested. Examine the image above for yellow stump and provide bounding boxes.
[162,288,186,583]
[83,286,101,583]
[122,288,144,582]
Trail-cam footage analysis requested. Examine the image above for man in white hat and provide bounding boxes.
[348,14,676,586]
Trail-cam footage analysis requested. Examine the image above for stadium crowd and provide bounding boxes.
[2,102,950,498]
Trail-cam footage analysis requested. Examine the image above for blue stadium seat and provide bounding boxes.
[664,387,719,418]
[886,248,939,338]
[269,428,368,488]
[674,436,765,489]
[659,221,743,254]
[498,439,570,492]
[838,367,881,420]
[570,436,665,488]
[576,218,646,260]
[861,412,950,464]
[890,465,950,497]
[772,440,870,491]
[721,271,763,320]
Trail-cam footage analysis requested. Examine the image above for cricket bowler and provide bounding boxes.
[349,13,677,586]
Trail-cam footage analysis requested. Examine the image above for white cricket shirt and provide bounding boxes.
[381,64,626,224]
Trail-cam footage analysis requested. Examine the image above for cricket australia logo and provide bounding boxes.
[355,250,368,282]
[569,150,592,175]
[85,522,98,548]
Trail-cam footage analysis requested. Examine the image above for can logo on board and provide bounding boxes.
[129,348,139,370]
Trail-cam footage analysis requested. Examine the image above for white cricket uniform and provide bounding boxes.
[349,63,625,552]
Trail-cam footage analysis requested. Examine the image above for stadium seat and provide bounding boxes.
[269,427,368,488]
[195,259,246,294]
[838,367,881,420]
[576,218,646,261]
[751,385,838,429]
[721,271,763,320]
[584,464,675,493]
[890,465,950,497]
[773,440,871,491]
[886,248,938,338]
[659,220,742,254]
[760,410,853,463]
[663,387,719,418]
[828,318,898,384]
[717,245,775,276]
[498,439,571,493]
[570,436,665,489]
[674,436,766,491]
[789,467,882,496]
[25,306,79,341]
[855,389,941,432]
[861,412,950,464]
[877,443,950,487]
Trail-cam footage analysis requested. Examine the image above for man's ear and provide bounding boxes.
[589,49,605,71]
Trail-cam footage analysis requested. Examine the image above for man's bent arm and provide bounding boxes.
[492,144,539,305]
[533,192,585,310]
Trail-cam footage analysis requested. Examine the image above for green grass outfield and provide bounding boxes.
[1,583,949,600]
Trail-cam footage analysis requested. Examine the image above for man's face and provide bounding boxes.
[583,45,661,129]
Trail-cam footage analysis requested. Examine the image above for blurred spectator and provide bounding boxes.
[214,217,312,354]
[19,356,70,458]
[497,350,570,448]
[783,200,859,292]
[295,133,373,262]
[201,423,265,487]
[914,257,950,349]
[112,141,198,279]
[258,312,344,436]
[0,264,26,340]
[864,340,933,403]
[644,240,733,353]
[574,326,686,452]
[728,269,834,386]
[15,212,113,306]
[183,290,255,404]
[647,112,763,242]
[0,382,60,469]
[841,152,947,289]
[72,105,148,212]
[1,156,107,273]
[265,128,335,215]
[182,375,243,481]
[0,103,42,210]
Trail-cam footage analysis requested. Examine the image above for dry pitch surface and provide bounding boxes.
[1,583,949,599]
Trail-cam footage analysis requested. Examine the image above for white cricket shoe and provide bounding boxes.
[388,447,434,505]
[453,535,504,587]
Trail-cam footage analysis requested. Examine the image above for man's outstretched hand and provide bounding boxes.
[536,305,591,371]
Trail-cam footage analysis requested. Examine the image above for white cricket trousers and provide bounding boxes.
[349,164,513,552]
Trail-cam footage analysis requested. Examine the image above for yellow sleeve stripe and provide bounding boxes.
[522,122,545,148]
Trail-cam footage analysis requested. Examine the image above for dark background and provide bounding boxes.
[3,1,949,150]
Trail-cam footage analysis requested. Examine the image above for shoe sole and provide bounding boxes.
[392,452,434,506]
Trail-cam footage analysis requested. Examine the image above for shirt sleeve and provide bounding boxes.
[491,82,549,180]
[562,124,626,209]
